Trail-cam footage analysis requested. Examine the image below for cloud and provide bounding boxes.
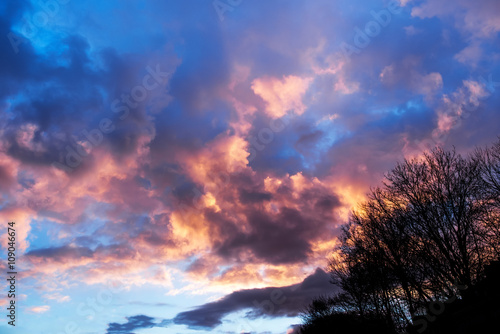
[26,245,93,262]
[173,268,336,329]
[403,25,422,36]
[43,293,71,303]
[106,315,169,334]
[379,57,443,100]
[409,0,500,38]
[252,75,313,118]
[435,79,489,135]
[454,43,483,67]
[169,154,343,267]
[27,305,50,314]
[334,75,360,95]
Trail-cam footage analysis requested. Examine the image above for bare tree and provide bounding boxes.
[474,138,500,256]
[306,146,500,333]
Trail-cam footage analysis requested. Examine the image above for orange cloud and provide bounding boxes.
[252,75,312,118]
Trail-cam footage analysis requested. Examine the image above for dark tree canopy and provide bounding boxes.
[300,139,500,333]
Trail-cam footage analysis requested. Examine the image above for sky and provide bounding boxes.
[0,0,499,333]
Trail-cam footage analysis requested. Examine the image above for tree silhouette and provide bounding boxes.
[474,140,500,256]
[299,295,397,334]
[300,139,500,333]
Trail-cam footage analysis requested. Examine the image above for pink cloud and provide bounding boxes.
[379,57,443,100]
[410,0,500,38]
[27,305,50,314]
[43,293,71,303]
[251,75,312,118]
[455,43,483,67]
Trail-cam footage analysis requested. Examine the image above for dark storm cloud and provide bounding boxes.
[25,243,146,263]
[173,268,336,329]
[1,3,180,172]
[215,208,316,264]
[106,315,159,334]
[25,245,93,262]
[180,167,343,266]
[238,189,273,204]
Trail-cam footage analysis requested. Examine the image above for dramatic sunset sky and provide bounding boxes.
[0,0,499,333]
